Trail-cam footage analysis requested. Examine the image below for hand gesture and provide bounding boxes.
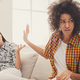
[16,44,26,53]
[23,24,29,43]
[56,70,72,80]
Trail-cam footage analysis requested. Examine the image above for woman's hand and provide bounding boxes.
[56,70,73,80]
[16,44,25,53]
[15,44,25,69]
[23,24,29,43]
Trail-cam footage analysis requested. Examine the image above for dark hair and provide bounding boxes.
[0,32,7,42]
[48,0,80,34]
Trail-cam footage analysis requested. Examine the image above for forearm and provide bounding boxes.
[71,72,80,80]
[15,51,21,69]
[25,40,47,59]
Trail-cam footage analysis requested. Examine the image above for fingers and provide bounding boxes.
[19,44,25,50]
[23,24,29,37]
[23,30,25,40]
[23,24,29,42]
[26,24,29,34]
[23,45,26,47]
[17,44,26,52]
[56,70,71,80]
[65,75,70,80]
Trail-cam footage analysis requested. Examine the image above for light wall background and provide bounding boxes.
[0,0,12,42]
[0,0,80,54]
[0,0,79,42]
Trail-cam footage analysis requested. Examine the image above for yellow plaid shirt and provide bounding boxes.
[43,32,80,79]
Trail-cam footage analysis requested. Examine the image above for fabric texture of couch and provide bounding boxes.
[20,53,52,80]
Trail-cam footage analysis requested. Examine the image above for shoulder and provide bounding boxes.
[9,42,17,47]
[6,42,17,50]
[9,42,17,50]
[49,31,61,40]
[51,31,60,36]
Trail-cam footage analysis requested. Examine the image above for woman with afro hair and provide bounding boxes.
[23,0,80,80]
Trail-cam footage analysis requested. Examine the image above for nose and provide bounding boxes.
[65,22,69,28]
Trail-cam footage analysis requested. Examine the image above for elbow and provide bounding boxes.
[45,57,48,59]
[15,66,21,70]
[43,55,48,59]
[15,64,21,70]
[46,57,49,59]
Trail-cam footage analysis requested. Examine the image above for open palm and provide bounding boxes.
[23,24,29,42]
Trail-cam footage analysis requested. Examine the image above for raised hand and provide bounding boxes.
[15,44,25,69]
[16,44,26,53]
[23,24,29,43]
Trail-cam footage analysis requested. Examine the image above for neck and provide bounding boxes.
[0,41,4,47]
[62,34,72,44]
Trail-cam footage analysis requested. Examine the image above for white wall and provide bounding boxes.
[0,0,44,54]
[0,0,79,54]
[0,0,12,42]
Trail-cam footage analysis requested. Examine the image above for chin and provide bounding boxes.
[63,32,72,36]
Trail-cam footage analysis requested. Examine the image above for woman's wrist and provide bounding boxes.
[16,50,20,54]
[25,40,30,44]
[70,71,74,79]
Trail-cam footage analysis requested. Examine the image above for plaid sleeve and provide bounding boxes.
[43,33,55,59]
[43,32,60,59]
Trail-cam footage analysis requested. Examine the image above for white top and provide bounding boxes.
[54,40,67,74]
[53,40,72,80]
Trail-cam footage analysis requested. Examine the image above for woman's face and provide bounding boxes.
[59,13,74,36]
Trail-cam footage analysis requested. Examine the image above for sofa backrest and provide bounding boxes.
[31,55,52,80]
[20,53,39,79]
[20,53,52,80]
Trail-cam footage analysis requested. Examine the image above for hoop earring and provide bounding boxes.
[59,27,61,31]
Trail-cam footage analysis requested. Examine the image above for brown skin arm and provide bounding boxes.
[23,24,48,59]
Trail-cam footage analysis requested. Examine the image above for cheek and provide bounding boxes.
[71,24,74,30]
[0,36,2,41]
[72,22,74,27]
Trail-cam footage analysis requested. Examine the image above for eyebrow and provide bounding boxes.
[60,18,73,21]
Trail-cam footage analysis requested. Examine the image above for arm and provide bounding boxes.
[23,24,47,59]
[70,72,80,80]
[15,44,25,69]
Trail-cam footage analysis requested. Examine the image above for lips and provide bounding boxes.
[65,29,70,31]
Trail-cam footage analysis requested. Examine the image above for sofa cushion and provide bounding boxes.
[30,55,52,80]
[20,53,39,79]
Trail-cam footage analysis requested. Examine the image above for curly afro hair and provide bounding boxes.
[48,0,80,34]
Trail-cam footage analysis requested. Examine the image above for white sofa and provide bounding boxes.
[20,53,52,80]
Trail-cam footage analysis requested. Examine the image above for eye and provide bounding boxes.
[69,20,73,22]
[61,20,65,23]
